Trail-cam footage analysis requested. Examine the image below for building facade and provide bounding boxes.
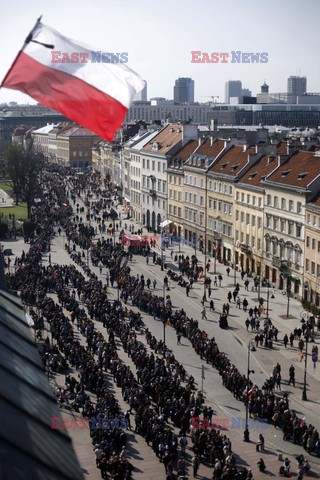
[304,196,320,305]
[263,150,320,298]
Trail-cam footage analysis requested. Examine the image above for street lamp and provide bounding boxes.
[244,339,255,442]
[266,282,270,320]
[162,282,167,357]
[302,327,310,401]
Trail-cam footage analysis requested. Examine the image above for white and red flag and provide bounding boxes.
[0,18,145,141]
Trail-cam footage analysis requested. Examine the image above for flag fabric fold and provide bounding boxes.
[1,21,145,141]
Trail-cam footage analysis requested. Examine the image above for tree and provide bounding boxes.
[3,144,25,205]
[3,144,45,216]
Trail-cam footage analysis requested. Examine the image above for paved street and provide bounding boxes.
[3,185,320,480]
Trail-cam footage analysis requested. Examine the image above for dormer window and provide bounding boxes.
[220,162,228,169]
[297,172,308,180]
[231,163,240,171]
[281,169,291,177]
[248,172,257,180]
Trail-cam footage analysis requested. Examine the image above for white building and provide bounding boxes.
[140,124,198,231]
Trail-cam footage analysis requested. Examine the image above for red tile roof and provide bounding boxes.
[59,126,98,137]
[142,124,183,153]
[239,155,278,186]
[183,138,226,169]
[173,139,199,160]
[208,145,256,176]
[196,138,226,158]
[266,150,320,187]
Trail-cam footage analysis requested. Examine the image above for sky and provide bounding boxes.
[1,0,320,104]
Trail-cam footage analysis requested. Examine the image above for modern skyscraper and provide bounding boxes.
[287,76,307,104]
[173,77,194,103]
[225,80,242,103]
[133,81,147,101]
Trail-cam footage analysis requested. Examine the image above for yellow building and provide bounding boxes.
[167,139,198,236]
[234,154,279,275]
[304,196,320,305]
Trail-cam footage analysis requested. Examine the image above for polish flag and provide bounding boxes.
[1,19,145,141]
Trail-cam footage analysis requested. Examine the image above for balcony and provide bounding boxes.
[272,256,280,267]
[240,243,251,254]
[149,189,157,198]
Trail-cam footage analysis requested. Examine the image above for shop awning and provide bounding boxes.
[160,220,172,228]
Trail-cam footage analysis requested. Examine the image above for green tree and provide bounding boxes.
[3,143,25,204]
[3,144,45,216]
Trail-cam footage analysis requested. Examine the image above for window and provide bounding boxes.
[241,232,244,242]
[147,159,149,169]
[200,179,204,188]
[218,201,222,211]
[152,160,155,171]
[312,261,316,275]
[281,220,286,233]
[247,194,251,204]
[289,200,294,211]
[312,238,316,250]
[246,234,249,245]
[281,198,286,210]
[317,265,320,278]
[189,193,192,202]
[214,181,217,191]
[219,183,222,192]
[193,211,197,222]
[252,215,256,227]
[252,237,255,248]
[228,225,232,237]
[258,197,262,207]
[258,239,261,250]
[236,210,239,221]
[200,213,204,226]
[229,186,232,195]
[306,259,310,272]
[169,204,172,214]
[228,205,232,215]
[296,225,301,238]
[200,196,204,206]
[246,213,250,225]
[267,194,271,205]
[288,222,293,235]
[274,196,279,208]
[236,191,239,201]
[307,214,311,224]
[241,212,244,223]
[274,218,278,230]
[193,177,196,186]
[185,175,188,184]
[318,241,320,253]
[185,192,187,201]
[209,198,213,209]
[235,230,239,240]
[209,180,212,190]
[313,215,317,226]
[193,194,197,203]
[252,196,256,206]
[241,193,245,202]
[266,215,271,228]
[266,239,270,253]
[306,236,310,247]
[258,217,262,229]
[157,162,160,172]
[297,202,302,214]
[169,189,173,199]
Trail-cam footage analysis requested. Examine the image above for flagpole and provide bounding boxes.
[0,15,43,88]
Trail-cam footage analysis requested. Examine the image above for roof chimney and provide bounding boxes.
[210,136,214,146]
[243,145,247,152]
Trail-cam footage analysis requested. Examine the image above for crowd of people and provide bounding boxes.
[6,167,320,480]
